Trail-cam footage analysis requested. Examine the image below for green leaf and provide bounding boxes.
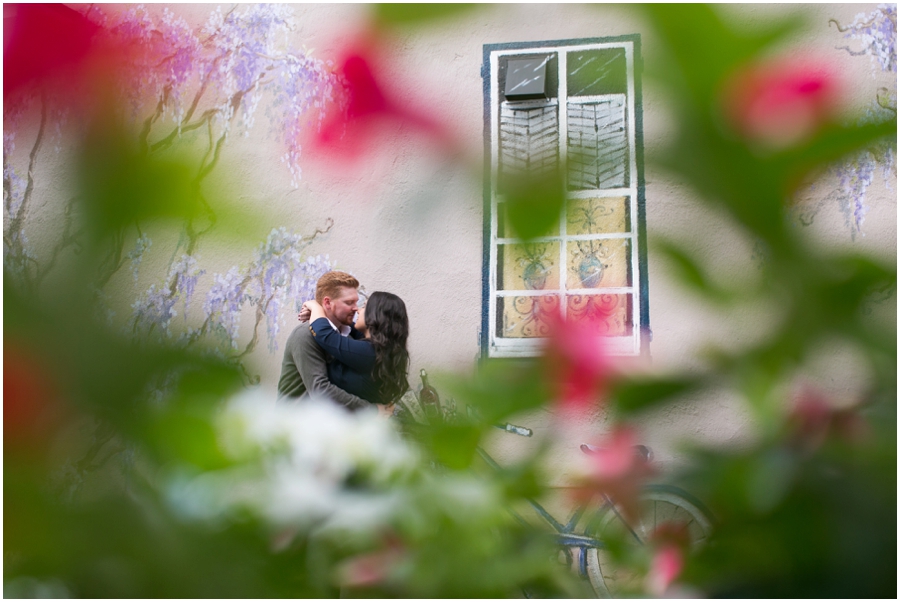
[373,3,481,25]
[147,412,229,470]
[446,359,551,425]
[781,119,897,182]
[609,374,701,415]
[424,422,483,470]
[77,124,201,237]
[639,4,803,106]
[501,169,565,241]
[654,238,734,302]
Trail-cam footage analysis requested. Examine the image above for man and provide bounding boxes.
[276,271,370,411]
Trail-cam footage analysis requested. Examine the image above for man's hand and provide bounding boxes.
[377,403,396,418]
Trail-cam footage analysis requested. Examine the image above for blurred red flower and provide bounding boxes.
[313,41,453,160]
[573,427,653,522]
[336,533,405,589]
[3,4,100,101]
[542,313,617,416]
[4,4,172,121]
[4,342,66,457]
[788,383,869,452]
[645,544,684,596]
[721,57,840,149]
[644,522,692,595]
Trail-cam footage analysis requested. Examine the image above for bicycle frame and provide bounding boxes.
[476,446,611,579]
[403,399,713,595]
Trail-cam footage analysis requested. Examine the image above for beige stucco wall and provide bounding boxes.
[9,4,896,490]
[249,3,895,482]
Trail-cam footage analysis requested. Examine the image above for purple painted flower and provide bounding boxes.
[127,233,152,284]
[170,254,205,320]
[204,266,247,349]
[132,283,178,337]
[8,4,342,362]
[198,228,334,352]
[92,4,333,183]
[838,4,897,74]
[827,5,897,236]
[832,151,876,234]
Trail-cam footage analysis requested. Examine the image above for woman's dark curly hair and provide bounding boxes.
[364,291,410,403]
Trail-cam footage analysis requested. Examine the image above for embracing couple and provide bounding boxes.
[276,271,409,416]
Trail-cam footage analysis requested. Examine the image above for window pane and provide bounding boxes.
[566,239,631,289]
[566,196,630,235]
[498,103,559,194]
[504,57,550,100]
[498,242,560,291]
[499,53,559,102]
[497,294,559,338]
[567,48,627,97]
[567,97,628,190]
[566,293,633,336]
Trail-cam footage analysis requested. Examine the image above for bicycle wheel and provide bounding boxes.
[584,485,714,598]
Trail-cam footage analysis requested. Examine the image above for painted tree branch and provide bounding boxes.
[35,197,86,288]
[95,228,128,290]
[4,94,48,290]
[139,85,171,154]
[829,17,867,33]
[8,4,339,372]
[833,45,869,57]
[20,96,48,229]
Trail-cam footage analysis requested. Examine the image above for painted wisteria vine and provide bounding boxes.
[132,226,336,362]
[3,4,341,366]
[829,4,897,236]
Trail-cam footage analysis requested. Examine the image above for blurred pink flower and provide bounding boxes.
[788,383,869,452]
[542,313,617,416]
[3,4,100,101]
[3,5,172,120]
[722,57,841,149]
[590,428,639,479]
[336,534,405,589]
[644,522,690,596]
[645,545,684,596]
[3,341,67,459]
[313,39,454,160]
[573,427,653,521]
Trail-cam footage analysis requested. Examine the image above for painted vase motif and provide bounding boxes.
[578,255,604,288]
[523,262,549,290]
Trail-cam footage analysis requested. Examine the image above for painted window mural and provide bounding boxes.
[482,37,648,357]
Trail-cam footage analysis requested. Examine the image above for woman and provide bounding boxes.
[302,291,410,406]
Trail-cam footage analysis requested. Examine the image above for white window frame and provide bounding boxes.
[484,39,646,358]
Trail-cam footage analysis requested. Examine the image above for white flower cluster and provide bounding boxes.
[166,390,418,535]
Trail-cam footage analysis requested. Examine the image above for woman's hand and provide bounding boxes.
[377,403,396,418]
[302,299,326,322]
[297,305,311,322]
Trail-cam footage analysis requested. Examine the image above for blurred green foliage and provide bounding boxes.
[77,121,200,239]
[501,167,567,241]
[373,3,482,27]
[4,3,896,599]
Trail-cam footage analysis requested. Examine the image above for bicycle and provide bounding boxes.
[395,378,715,598]
[477,436,714,598]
